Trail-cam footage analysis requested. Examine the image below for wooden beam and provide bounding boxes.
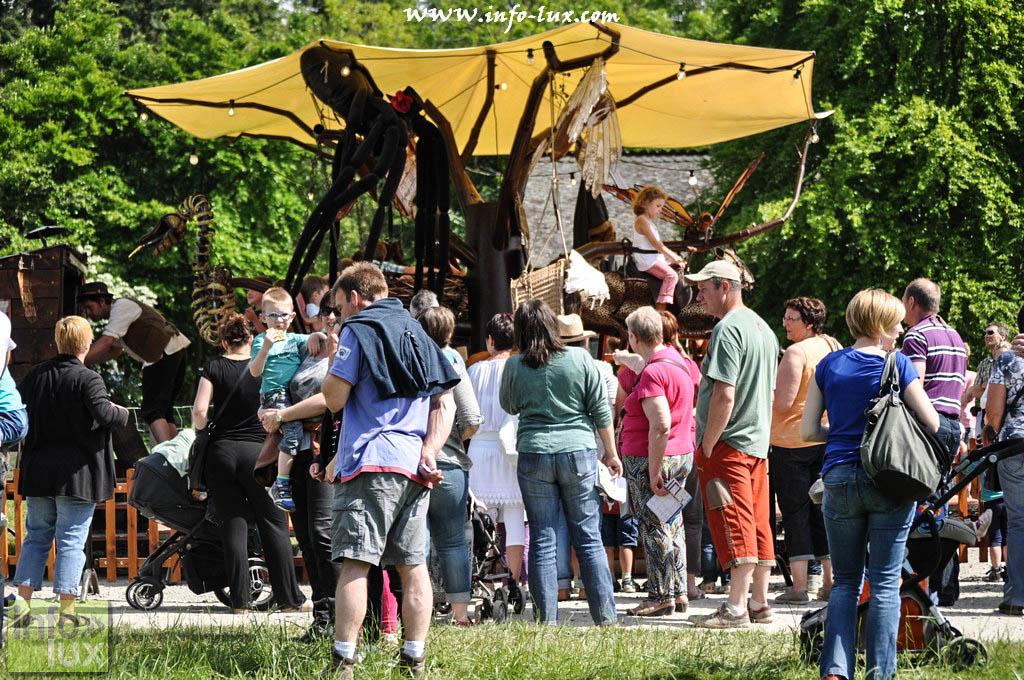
[459,50,496,163]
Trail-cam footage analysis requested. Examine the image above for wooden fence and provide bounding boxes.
[3,468,307,583]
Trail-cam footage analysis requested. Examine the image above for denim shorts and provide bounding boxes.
[261,390,302,456]
[600,512,639,548]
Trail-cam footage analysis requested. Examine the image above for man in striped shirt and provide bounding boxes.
[901,277,968,606]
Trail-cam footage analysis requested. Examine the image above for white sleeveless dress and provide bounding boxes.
[466,358,523,507]
[631,216,666,271]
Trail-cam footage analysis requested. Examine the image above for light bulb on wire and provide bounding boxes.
[189,150,199,166]
[139,111,149,122]
[527,48,535,65]
[306,191,315,202]
[791,70,801,85]
[688,170,697,187]
[676,63,686,80]
[228,100,235,116]
[570,172,577,187]
[341,65,351,77]
[810,131,820,144]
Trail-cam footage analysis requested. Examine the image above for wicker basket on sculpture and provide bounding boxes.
[510,259,566,315]
[383,271,469,322]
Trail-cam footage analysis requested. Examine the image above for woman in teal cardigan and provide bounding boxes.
[500,299,622,625]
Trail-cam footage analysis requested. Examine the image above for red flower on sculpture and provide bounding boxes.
[391,91,412,114]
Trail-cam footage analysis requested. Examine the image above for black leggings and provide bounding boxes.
[205,439,304,609]
[291,449,339,624]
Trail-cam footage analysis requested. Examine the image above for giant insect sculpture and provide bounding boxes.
[284,45,451,300]
[129,194,235,345]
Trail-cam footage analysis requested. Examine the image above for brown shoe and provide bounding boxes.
[324,652,356,680]
[577,587,587,600]
[398,652,426,678]
[557,588,570,601]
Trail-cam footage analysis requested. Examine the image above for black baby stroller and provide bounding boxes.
[125,451,275,611]
[469,502,526,623]
[800,437,1024,670]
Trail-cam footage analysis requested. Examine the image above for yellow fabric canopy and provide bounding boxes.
[125,23,821,154]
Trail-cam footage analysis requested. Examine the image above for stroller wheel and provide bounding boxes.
[477,593,494,622]
[213,558,276,611]
[940,637,988,670]
[126,580,164,611]
[492,587,510,623]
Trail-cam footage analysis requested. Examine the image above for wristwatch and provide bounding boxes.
[275,412,283,425]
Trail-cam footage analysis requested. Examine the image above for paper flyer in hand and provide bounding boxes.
[645,478,692,524]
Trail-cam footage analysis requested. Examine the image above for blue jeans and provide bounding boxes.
[999,452,1024,607]
[427,464,471,603]
[0,407,28,447]
[13,496,97,596]
[517,450,616,625]
[821,464,915,680]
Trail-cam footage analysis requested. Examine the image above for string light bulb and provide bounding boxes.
[677,63,686,80]
[570,172,577,187]
[306,191,315,202]
[341,65,351,77]
[189,150,199,166]
[139,111,149,122]
[688,170,697,187]
[228,100,235,116]
[495,82,508,91]
[791,70,801,85]
[810,131,820,144]
[527,48,535,65]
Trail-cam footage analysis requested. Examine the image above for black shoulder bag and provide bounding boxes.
[188,363,250,491]
[860,352,950,503]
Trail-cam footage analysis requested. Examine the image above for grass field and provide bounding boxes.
[20,622,1021,679]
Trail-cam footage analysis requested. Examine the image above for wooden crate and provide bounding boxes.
[0,245,87,382]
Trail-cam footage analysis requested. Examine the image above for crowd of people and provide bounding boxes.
[2,260,1023,680]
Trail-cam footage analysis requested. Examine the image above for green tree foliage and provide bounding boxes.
[0,0,318,401]
[707,0,1023,352]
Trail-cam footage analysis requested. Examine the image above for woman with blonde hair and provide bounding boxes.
[802,289,939,680]
[631,186,685,311]
[9,316,130,627]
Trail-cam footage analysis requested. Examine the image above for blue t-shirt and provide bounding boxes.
[815,348,919,476]
[329,325,430,484]
[251,331,309,394]
[0,368,24,412]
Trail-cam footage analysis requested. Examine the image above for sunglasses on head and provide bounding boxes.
[318,305,339,317]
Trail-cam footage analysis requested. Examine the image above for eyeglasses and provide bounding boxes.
[263,311,293,321]
[318,305,339,318]
[985,330,999,336]
[782,315,803,323]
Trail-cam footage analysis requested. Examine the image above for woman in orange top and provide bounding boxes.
[770,297,840,604]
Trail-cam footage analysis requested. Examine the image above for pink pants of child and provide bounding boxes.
[643,260,678,304]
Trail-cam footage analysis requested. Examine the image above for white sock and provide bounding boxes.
[334,641,356,660]
[725,601,745,616]
[749,599,766,611]
[621,572,632,580]
[402,640,425,659]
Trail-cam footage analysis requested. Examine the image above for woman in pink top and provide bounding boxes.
[616,307,695,616]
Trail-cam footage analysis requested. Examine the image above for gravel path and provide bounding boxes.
[35,557,1019,641]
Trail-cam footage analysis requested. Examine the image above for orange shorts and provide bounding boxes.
[696,441,774,570]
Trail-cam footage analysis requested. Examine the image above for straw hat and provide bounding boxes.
[557,314,597,343]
